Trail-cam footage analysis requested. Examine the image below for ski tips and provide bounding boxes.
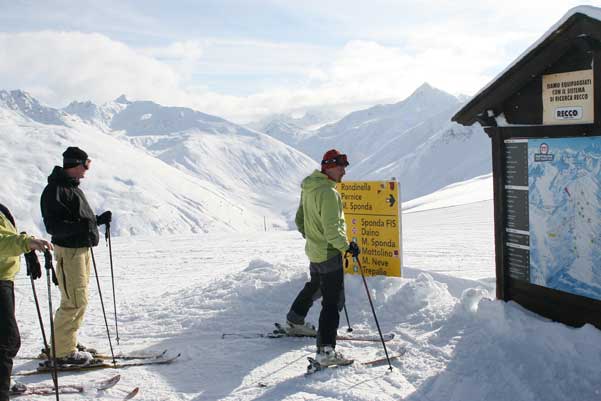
[123,386,139,400]
[98,374,121,390]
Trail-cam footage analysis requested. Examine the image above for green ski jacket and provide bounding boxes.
[0,212,30,281]
[295,170,349,263]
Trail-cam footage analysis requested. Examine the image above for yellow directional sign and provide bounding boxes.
[337,180,402,277]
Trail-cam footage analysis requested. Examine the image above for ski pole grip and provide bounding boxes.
[43,249,53,270]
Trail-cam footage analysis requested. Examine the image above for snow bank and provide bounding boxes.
[11,206,601,401]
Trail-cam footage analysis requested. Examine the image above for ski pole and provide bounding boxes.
[22,235,51,356]
[43,250,60,401]
[89,246,117,366]
[341,256,353,332]
[29,271,50,358]
[342,305,353,333]
[105,223,120,345]
[354,256,393,371]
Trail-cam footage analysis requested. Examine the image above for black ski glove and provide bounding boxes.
[96,211,112,226]
[24,250,42,280]
[43,250,59,286]
[348,241,360,258]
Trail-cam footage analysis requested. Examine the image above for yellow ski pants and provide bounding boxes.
[51,245,91,358]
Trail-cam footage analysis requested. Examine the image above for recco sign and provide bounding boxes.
[542,69,594,125]
[555,106,583,120]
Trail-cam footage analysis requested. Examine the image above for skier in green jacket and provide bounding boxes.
[285,149,360,367]
[0,203,52,401]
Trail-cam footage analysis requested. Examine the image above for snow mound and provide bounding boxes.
[385,273,456,325]
[459,287,491,314]
[245,258,275,270]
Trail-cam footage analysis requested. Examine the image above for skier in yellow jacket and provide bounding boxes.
[285,149,360,367]
[0,203,52,401]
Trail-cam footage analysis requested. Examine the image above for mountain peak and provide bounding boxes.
[414,82,434,92]
[0,89,37,106]
[65,100,97,109]
[115,94,131,104]
[0,89,66,126]
[400,83,459,110]
[63,100,101,123]
[410,82,445,98]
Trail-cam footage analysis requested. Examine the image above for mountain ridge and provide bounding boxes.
[0,91,316,235]
[255,82,490,200]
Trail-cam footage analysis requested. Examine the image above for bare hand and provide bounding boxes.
[28,238,53,252]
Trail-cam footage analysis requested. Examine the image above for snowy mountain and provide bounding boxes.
[253,118,310,147]
[0,89,67,126]
[352,120,490,201]
[402,173,492,213]
[249,109,340,132]
[247,110,341,146]
[263,83,491,201]
[0,91,316,236]
[296,83,461,160]
[68,97,318,219]
[63,95,128,130]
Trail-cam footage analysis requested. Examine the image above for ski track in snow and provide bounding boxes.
[12,199,601,400]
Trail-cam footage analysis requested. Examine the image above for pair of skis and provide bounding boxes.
[225,324,404,377]
[222,322,395,342]
[14,351,180,376]
[9,374,139,399]
[19,349,168,361]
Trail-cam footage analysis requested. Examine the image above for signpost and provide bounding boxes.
[337,180,402,277]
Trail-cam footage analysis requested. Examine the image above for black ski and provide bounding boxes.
[14,353,181,376]
[9,374,120,396]
[222,323,395,342]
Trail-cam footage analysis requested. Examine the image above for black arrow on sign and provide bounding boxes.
[387,194,395,207]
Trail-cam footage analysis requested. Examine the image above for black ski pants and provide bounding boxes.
[0,281,20,401]
[287,254,344,348]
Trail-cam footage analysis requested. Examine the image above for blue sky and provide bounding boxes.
[0,0,590,122]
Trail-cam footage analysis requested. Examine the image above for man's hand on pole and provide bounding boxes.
[348,241,360,258]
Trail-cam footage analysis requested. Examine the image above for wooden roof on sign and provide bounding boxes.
[453,7,601,127]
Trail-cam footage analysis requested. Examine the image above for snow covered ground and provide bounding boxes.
[11,179,601,400]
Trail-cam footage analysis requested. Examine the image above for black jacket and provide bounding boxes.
[40,166,99,248]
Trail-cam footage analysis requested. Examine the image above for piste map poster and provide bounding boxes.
[528,137,601,301]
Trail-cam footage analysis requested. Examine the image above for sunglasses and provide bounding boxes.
[65,158,92,170]
[322,154,349,167]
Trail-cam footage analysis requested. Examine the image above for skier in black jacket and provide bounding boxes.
[40,146,111,365]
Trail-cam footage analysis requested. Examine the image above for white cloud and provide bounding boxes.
[143,40,204,62]
[0,0,591,126]
[0,31,184,107]
[0,31,345,121]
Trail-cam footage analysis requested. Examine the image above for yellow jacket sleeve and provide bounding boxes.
[320,188,349,255]
[0,214,30,281]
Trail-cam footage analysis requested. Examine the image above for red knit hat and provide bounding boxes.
[321,149,349,169]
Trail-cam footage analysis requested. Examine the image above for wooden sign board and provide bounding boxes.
[337,180,402,277]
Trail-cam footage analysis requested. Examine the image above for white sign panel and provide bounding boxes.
[542,69,594,125]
